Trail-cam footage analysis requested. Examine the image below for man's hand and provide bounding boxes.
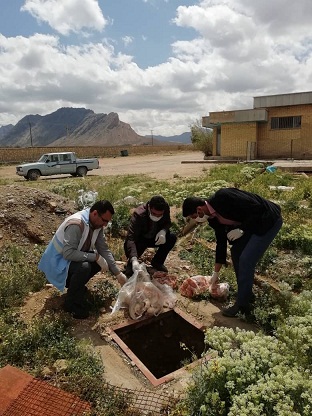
[210,271,219,290]
[116,272,127,286]
[227,228,244,241]
[155,229,166,245]
[96,255,109,272]
[211,271,219,285]
[131,257,140,272]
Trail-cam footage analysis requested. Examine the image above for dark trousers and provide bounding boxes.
[230,217,283,307]
[124,231,177,267]
[64,261,101,313]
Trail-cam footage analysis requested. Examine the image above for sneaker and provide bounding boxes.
[222,304,240,317]
[151,262,168,273]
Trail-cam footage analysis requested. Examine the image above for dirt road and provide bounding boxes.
[0,151,209,181]
[96,150,206,180]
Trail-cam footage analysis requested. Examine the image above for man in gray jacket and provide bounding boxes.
[39,200,127,319]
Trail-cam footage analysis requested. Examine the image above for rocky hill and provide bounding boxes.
[0,108,150,147]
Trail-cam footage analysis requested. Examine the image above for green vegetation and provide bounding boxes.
[1,163,312,415]
[190,119,213,157]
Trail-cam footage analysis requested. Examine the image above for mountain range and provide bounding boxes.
[0,108,191,147]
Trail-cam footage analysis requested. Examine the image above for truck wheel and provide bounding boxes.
[27,170,40,181]
[76,166,87,177]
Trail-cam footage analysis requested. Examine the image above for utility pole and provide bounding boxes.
[66,125,70,138]
[151,129,154,146]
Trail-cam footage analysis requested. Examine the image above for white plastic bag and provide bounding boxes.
[77,190,98,209]
[111,264,176,319]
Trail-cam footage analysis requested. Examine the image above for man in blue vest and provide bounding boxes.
[39,200,127,319]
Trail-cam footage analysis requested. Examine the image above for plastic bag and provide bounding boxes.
[111,264,176,320]
[77,190,98,209]
[179,275,229,300]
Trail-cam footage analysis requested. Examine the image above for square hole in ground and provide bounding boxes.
[108,308,206,386]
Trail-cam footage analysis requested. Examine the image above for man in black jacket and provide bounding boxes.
[182,188,283,317]
[124,195,177,276]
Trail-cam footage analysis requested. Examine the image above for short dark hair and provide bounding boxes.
[149,195,167,211]
[182,197,205,217]
[90,200,115,215]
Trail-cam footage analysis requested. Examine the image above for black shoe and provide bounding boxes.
[63,303,90,319]
[240,304,253,316]
[151,262,168,273]
[71,310,89,319]
[222,303,253,318]
[222,304,240,317]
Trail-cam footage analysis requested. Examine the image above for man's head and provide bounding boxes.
[148,195,167,222]
[90,200,115,229]
[182,197,206,219]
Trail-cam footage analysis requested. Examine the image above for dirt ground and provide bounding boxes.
[0,152,257,397]
[0,150,212,181]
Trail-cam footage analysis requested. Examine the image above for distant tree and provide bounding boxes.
[190,119,213,157]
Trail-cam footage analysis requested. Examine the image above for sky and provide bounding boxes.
[1,0,312,136]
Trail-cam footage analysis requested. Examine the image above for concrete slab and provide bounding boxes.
[272,160,312,172]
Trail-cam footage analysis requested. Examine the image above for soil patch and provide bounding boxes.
[2,180,257,393]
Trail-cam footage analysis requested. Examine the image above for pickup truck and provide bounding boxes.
[16,152,100,180]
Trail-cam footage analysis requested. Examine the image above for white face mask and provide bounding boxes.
[195,214,209,223]
[149,214,162,222]
[103,221,112,231]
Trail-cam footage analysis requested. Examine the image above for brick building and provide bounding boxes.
[202,91,312,160]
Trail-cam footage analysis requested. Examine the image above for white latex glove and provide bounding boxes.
[131,257,140,271]
[116,272,127,286]
[155,229,166,245]
[210,271,219,286]
[227,228,244,241]
[96,255,109,272]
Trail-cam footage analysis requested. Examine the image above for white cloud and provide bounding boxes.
[1,0,312,135]
[21,0,106,35]
[122,36,134,47]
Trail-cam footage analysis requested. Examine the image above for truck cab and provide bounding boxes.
[16,152,99,180]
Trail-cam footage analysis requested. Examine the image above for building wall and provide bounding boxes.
[257,104,312,158]
[216,122,257,158]
[211,103,312,159]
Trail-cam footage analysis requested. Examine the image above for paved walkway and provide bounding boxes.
[272,160,312,172]
[182,158,312,173]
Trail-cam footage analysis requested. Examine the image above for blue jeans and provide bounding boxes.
[230,217,283,307]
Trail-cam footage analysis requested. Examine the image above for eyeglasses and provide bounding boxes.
[97,212,111,224]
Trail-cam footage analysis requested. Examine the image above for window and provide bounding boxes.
[271,116,301,129]
[51,155,59,162]
[60,154,70,162]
